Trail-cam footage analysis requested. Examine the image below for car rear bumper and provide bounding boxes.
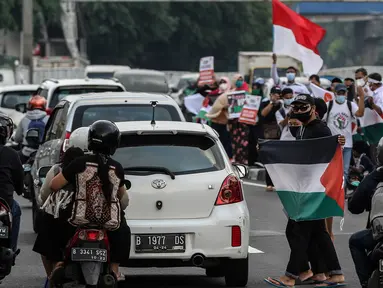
[126,202,250,261]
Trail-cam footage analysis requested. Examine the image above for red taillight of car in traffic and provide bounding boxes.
[214,175,243,205]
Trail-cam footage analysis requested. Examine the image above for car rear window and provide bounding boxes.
[114,73,168,93]
[1,91,36,109]
[114,134,225,175]
[86,72,115,79]
[71,104,182,130]
[50,85,124,108]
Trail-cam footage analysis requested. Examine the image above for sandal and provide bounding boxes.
[49,263,65,288]
[264,277,295,287]
[314,280,347,287]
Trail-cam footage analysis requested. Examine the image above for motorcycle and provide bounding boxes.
[0,198,18,283]
[36,169,117,288]
[22,128,41,200]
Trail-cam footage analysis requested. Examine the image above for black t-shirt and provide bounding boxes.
[294,119,332,140]
[0,146,24,206]
[62,154,125,188]
[259,100,282,125]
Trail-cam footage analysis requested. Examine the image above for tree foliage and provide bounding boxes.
[0,2,272,71]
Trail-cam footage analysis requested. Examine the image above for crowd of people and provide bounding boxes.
[185,57,383,288]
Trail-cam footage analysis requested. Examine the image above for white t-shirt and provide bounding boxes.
[324,100,358,148]
[373,85,383,112]
[275,106,295,140]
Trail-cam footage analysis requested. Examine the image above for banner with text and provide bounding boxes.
[239,95,262,125]
[198,56,214,85]
[228,90,247,119]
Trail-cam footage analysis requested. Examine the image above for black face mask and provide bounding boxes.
[291,109,312,123]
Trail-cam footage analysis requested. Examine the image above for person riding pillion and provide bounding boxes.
[14,96,49,164]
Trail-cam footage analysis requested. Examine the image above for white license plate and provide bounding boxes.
[0,227,8,238]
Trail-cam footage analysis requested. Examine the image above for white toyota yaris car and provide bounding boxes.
[112,120,250,287]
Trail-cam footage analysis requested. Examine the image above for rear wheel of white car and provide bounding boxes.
[206,266,224,277]
[224,256,248,287]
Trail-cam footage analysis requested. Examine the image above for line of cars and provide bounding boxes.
[0,74,251,286]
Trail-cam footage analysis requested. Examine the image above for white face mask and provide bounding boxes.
[219,83,228,91]
[356,79,366,87]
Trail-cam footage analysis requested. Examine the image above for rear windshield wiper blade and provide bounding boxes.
[124,166,175,180]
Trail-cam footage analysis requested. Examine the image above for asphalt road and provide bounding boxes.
[2,181,366,288]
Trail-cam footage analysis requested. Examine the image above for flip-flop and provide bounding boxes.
[314,280,347,287]
[295,278,322,285]
[264,277,295,287]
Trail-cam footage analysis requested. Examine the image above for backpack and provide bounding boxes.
[69,162,121,230]
[370,181,383,241]
[27,118,46,142]
[325,100,354,124]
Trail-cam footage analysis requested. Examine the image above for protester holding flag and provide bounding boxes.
[271,54,310,96]
[276,88,295,140]
[263,93,346,288]
[324,83,365,191]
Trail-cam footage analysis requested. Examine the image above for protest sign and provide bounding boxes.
[228,90,247,119]
[239,95,262,125]
[198,56,214,85]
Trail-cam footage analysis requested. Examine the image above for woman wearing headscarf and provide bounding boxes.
[228,74,250,164]
[205,77,233,159]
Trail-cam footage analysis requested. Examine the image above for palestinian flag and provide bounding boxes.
[193,97,212,125]
[259,135,344,221]
[359,108,383,145]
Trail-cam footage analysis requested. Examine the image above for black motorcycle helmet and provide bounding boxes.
[0,114,13,145]
[88,120,120,156]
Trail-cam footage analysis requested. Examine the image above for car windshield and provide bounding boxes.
[114,73,169,93]
[1,91,36,109]
[50,85,124,108]
[114,134,225,175]
[86,72,115,79]
[72,104,182,130]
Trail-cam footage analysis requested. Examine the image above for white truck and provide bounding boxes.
[238,52,301,85]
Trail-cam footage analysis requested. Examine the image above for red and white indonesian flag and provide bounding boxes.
[259,136,344,221]
[309,83,334,102]
[272,0,326,75]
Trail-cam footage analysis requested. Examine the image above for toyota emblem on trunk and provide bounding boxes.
[152,179,166,189]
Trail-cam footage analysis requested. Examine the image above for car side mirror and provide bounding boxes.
[15,103,27,113]
[124,179,132,190]
[233,164,248,179]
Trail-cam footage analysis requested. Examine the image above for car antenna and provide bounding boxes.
[150,101,158,125]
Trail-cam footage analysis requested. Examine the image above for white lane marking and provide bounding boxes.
[248,246,264,254]
[243,181,266,188]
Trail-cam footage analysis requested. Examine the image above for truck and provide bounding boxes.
[238,52,301,84]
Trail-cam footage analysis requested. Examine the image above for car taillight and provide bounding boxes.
[0,203,9,217]
[215,175,243,205]
[46,108,53,115]
[78,230,104,241]
[231,226,241,247]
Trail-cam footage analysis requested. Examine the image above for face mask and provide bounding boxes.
[351,181,360,187]
[336,95,346,104]
[286,73,295,81]
[356,79,365,87]
[284,98,293,106]
[235,80,243,88]
[291,110,312,123]
[219,83,227,91]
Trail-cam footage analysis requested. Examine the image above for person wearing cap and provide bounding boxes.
[271,53,310,96]
[324,83,365,191]
[276,88,295,140]
[259,86,283,191]
[265,93,346,287]
[252,78,265,97]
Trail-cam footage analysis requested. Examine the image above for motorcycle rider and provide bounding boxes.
[348,136,383,288]
[0,114,23,253]
[14,96,48,164]
[49,120,130,284]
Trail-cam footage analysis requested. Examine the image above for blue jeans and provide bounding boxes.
[349,229,377,286]
[11,200,21,252]
[343,147,352,184]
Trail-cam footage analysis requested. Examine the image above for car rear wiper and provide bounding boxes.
[124,166,176,180]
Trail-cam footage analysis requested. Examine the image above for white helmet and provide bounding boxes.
[63,127,89,152]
